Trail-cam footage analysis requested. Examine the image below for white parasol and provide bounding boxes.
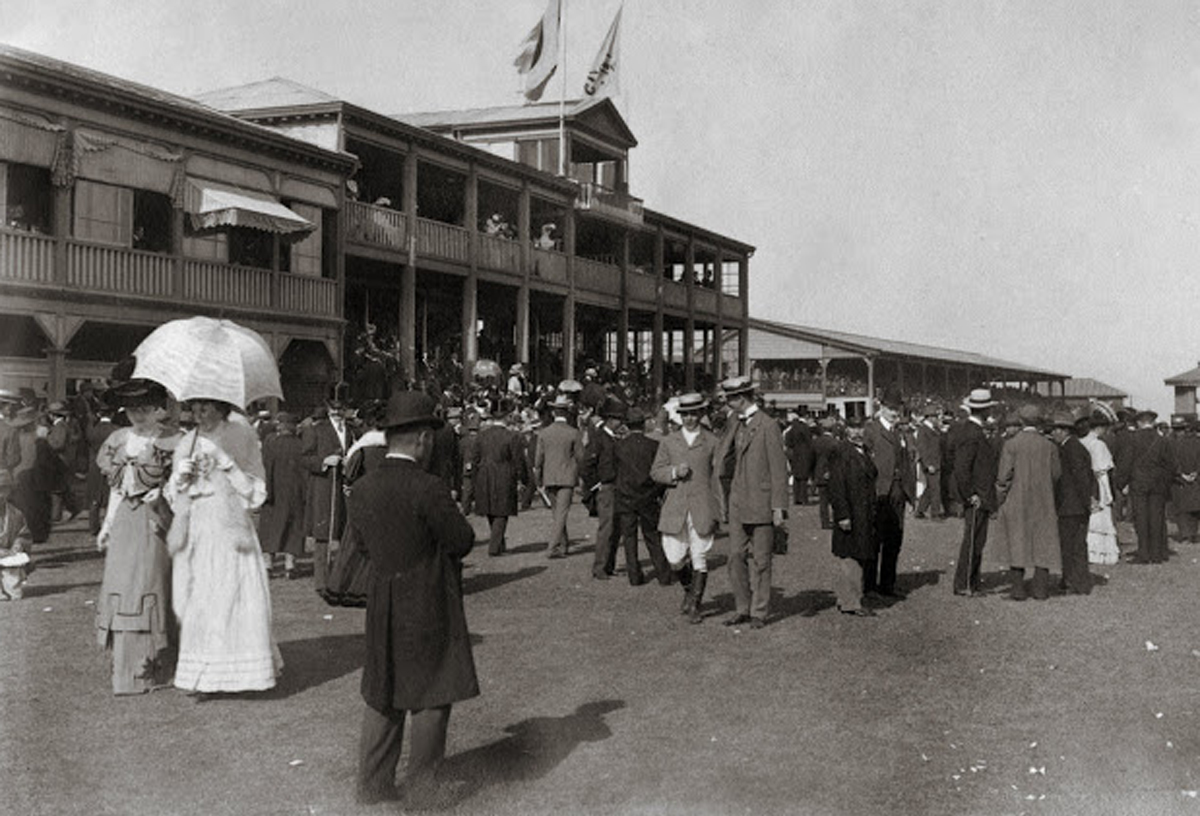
[132,316,282,408]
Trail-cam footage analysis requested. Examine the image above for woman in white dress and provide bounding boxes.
[166,399,281,693]
[1079,412,1119,565]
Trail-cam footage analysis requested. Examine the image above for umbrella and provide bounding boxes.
[132,316,282,408]
[473,359,502,380]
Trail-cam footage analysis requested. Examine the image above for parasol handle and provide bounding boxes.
[328,459,341,541]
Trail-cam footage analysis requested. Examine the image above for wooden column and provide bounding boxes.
[738,255,750,375]
[516,183,531,367]
[617,229,630,371]
[399,149,419,384]
[563,208,577,380]
[462,165,479,384]
[683,237,695,390]
[713,250,725,383]
[865,355,876,416]
[652,227,665,401]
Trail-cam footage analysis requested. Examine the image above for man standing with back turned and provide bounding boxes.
[717,376,789,629]
[345,391,478,808]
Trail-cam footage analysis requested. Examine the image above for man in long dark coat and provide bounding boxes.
[828,416,878,616]
[260,412,307,578]
[1168,419,1200,543]
[344,391,478,808]
[914,406,945,519]
[784,414,814,505]
[811,417,839,529]
[1115,410,1176,564]
[1052,411,1096,595]
[472,410,525,556]
[862,387,916,598]
[583,397,626,579]
[614,407,668,585]
[302,396,356,595]
[951,390,1000,596]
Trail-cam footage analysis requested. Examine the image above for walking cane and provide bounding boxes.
[327,461,341,563]
[964,503,978,596]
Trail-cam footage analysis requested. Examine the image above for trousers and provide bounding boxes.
[727,518,775,620]
[358,703,451,800]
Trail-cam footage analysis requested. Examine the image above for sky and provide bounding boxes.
[3,0,1199,414]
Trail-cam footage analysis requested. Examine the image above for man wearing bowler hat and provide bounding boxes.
[1115,409,1176,564]
[345,391,478,807]
[862,385,916,599]
[716,375,789,628]
[585,396,627,579]
[1050,410,1096,594]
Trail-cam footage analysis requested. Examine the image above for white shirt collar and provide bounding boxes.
[385,453,418,463]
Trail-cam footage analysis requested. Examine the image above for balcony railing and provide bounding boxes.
[0,228,55,285]
[662,279,688,310]
[478,233,520,274]
[626,271,658,304]
[279,274,338,316]
[531,248,567,284]
[345,200,408,251]
[183,259,272,309]
[574,182,644,226]
[693,286,718,316]
[416,218,469,264]
[66,241,173,298]
[574,256,621,294]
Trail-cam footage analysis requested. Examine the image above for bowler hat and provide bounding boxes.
[1136,409,1158,424]
[879,384,905,410]
[1018,404,1042,425]
[625,407,648,428]
[719,375,755,398]
[1050,410,1077,429]
[600,397,627,420]
[962,388,998,411]
[676,392,708,413]
[106,379,168,408]
[381,391,443,431]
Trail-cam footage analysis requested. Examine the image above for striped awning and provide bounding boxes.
[184,178,314,236]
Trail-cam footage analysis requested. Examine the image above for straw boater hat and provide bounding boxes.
[962,388,998,411]
[676,393,708,413]
[719,375,755,398]
[0,388,22,405]
[550,394,573,410]
[557,379,583,394]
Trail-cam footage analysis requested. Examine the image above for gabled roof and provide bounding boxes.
[194,77,340,112]
[0,46,356,172]
[747,318,1068,380]
[395,97,638,149]
[1166,365,1200,387]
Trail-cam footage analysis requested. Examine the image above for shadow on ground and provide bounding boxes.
[440,699,626,806]
[22,580,100,598]
[264,633,365,698]
[464,566,547,595]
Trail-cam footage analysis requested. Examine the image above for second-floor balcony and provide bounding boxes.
[0,227,339,319]
[574,182,643,226]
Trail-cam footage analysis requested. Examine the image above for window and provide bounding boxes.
[1,162,53,233]
[287,202,322,277]
[182,222,228,262]
[516,138,560,174]
[73,179,173,251]
[228,228,274,270]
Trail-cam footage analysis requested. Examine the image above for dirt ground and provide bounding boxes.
[4,498,1200,816]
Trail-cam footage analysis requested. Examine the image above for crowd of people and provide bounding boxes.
[6,365,1200,806]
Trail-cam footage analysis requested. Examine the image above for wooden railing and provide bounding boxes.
[66,241,173,297]
[0,228,55,284]
[531,248,567,284]
[574,256,620,295]
[415,218,469,264]
[693,286,719,316]
[662,279,688,310]
[627,271,658,304]
[279,275,338,316]
[183,260,272,308]
[478,233,520,274]
[345,200,407,251]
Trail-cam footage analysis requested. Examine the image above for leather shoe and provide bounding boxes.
[749,617,767,629]
[723,614,752,627]
[592,570,611,580]
[838,607,876,617]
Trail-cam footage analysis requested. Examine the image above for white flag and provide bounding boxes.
[584,6,622,97]
[514,0,561,102]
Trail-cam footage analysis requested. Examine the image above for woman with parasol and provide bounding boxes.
[94,379,181,694]
[134,316,284,693]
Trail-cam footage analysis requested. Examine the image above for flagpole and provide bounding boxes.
[558,0,567,176]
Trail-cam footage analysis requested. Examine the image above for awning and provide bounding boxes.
[184,178,315,236]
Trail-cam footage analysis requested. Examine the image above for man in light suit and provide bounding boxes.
[535,395,583,558]
[716,376,789,629]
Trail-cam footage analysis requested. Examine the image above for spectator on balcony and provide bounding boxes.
[346,179,360,201]
[535,223,557,251]
[484,212,514,239]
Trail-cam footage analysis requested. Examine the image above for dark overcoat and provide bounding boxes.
[1056,435,1097,517]
[784,420,815,480]
[472,423,523,517]
[1169,433,1200,513]
[614,432,664,513]
[346,458,479,712]
[952,420,999,512]
[301,418,356,540]
[827,441,878,560]
[259,430,307,556]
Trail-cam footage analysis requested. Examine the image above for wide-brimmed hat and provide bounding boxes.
[1050,410,1078,429]
[625,407,648,428]
[1136,409,1158,424]
[550,394,573,410]
[600,397,627,419]
[1171,414,1191,429]
[962,388,998,411]
[557,379,583,394]
[1018,404,1043,425]
[0,388,22,404]
[676,392,708,413]
[509,363,524,374]
[719,375,755,398]
[381,391,444,431]
[46,401,69,416]
[105,379,167,408]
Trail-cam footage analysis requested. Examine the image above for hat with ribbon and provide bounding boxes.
[676,392,709,413]
[381,391,444,431]
[962,388,999,411]
[719,375,755,398]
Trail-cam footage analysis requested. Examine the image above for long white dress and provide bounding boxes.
[1080,431,1119,565]
[166,422,282,692]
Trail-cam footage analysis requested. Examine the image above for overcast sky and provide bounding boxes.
[4,0,1198,413]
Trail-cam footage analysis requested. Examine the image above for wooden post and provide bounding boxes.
[652,226,665,402]
[684,237,695,390]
